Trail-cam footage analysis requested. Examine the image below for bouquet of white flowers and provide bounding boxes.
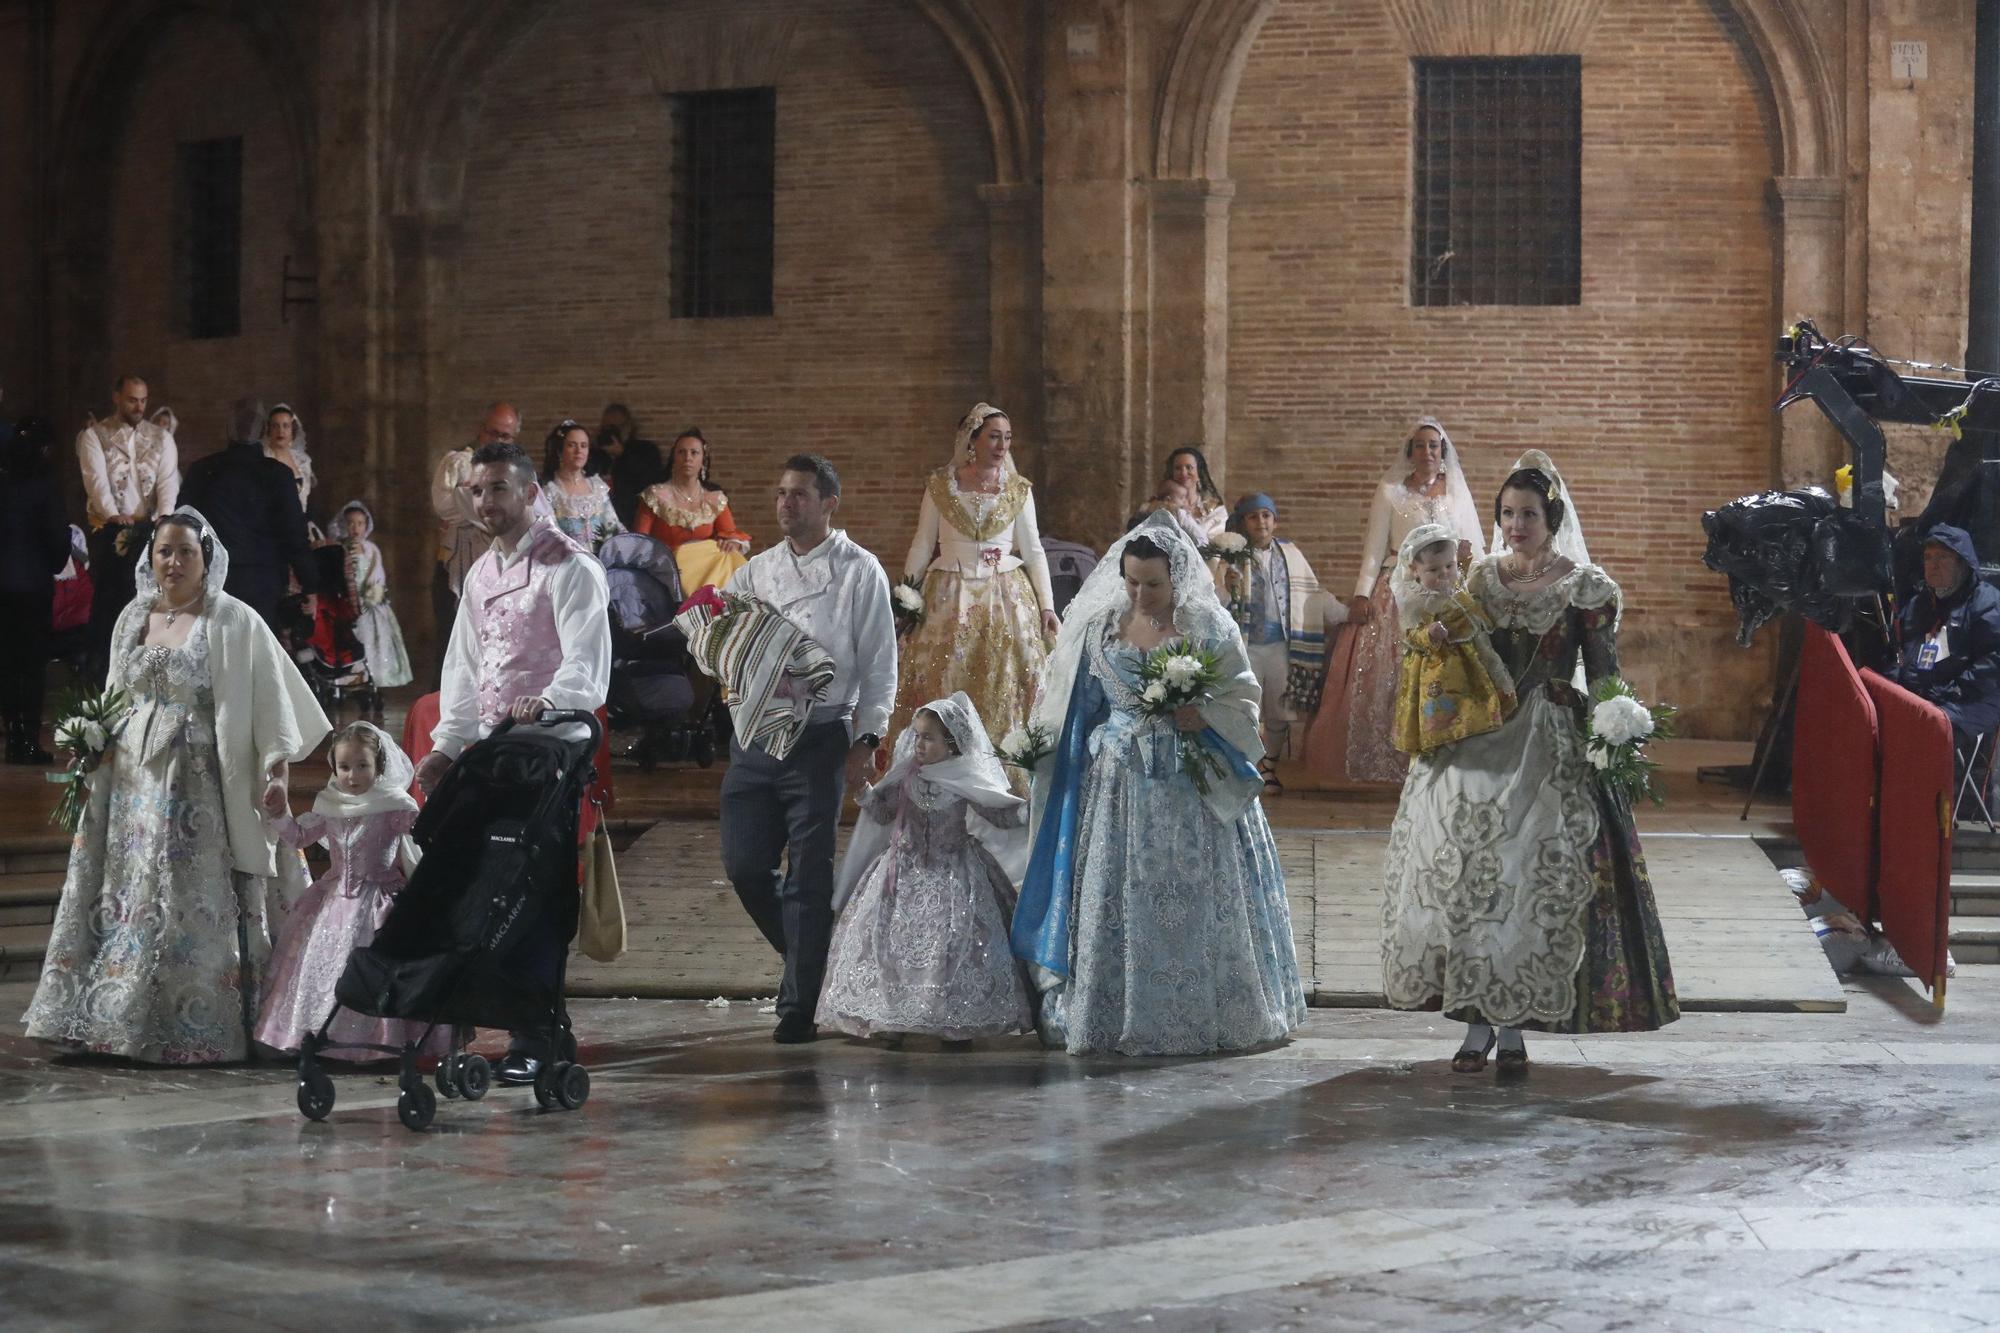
[1583,678,1677,806]
[1202,532,1257,623]
[997,723,1055,770]
[892,576,926,636]
[1137,640,1229,793]
[47,687,132,835]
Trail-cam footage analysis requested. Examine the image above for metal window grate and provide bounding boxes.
[1411,56,1581,307]
[179,136,242,339]
[670,88,776,319]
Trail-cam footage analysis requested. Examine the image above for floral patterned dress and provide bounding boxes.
[1380,559,1679,1032]
[1038,620,1307,1055]
[23,614,307,1063]
[548,474,625,554]
[816,776,1033,1040]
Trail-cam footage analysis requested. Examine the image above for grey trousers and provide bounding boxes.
[719,721,849,1024]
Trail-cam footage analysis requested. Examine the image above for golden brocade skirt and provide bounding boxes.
[894,566,1050,753]
[674,539,749,599]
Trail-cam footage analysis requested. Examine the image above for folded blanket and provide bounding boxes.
[674,588,836,761]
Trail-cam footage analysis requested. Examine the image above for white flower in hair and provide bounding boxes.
[1142,681,1169,704]
[1591,695,1655,747]
[893,584,925,612]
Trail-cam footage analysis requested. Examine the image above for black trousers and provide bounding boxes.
[719,721,850,1024]
[0,590,52,738]
[85,524,140,685]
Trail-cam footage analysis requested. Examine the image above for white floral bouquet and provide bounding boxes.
[997,723,1054,771]
[46,687,132,835]
[1202,532,1257,623]
[1137,641,1230,793]
[892,576,926,636]
[1583,678,1677,806]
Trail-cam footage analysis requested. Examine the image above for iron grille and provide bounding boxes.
[670,88,776,319]
[1411,56,1581,307]
[179,136,242,339]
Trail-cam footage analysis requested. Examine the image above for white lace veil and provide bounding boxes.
[1490,448,1592,568]
[1384,416,1484,552]
[336,498,376,539]
[1389,521,1459,623]
[314,720,422,873]
[133,505,232,606]
[1032,510,1235,738]
[951,401,1018,476]
[833,691,1026,911]
[266,402,316,498]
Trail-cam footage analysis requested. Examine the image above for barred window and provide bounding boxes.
[670,88,776,319]
[178,136,243,339]
[1411,56,1581,307]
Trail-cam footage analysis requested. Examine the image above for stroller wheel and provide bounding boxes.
[397,1083,437,1132]
[532,1064,559,1111]
[297,1069,336,1122]
[693,732,716,768]
[553,1062,591,1111]
[458,1054,493,1102]
[435,1057,462,1099]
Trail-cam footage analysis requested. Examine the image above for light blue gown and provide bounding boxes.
[1013,614,1306,1055]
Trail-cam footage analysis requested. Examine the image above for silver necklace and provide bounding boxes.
[159,591,203,626]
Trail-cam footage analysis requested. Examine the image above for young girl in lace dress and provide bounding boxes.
[816,692,1034,1045]
[254,720,450,1059]
[334,500,413,689]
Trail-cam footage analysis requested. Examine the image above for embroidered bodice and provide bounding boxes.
[1469,559,1620,700]
[117,613,216,762]
[274,807,418,898]
[548,475,624,550]
[869,777,1025,861]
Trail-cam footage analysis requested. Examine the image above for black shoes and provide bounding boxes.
[495,1051,541,1085]
[772,1014,818,1044]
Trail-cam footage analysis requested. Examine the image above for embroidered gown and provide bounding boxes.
[254,807,451,1057]
[816,774,1034,1040]
[1380,559,1680,1032]
[345,537,413,688]
[547,474,625,554]
[23,614,308,1063]
[896,468,1055,744]
[1023,617,1307,1056]
[635,485,750,595]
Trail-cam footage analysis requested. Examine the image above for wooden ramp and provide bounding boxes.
[572,822,1843,1013]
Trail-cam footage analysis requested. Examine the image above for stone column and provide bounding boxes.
[1039,0,1135,546]
[978,181,1045,486]
[1772,175,1848,487]
[1146,176,1234,487]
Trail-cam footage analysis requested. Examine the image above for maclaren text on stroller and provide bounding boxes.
[294,711,603,1131]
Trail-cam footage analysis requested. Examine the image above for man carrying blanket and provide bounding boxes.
[709,454,896,1043]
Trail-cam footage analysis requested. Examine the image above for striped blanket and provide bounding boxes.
[674,590,836,761]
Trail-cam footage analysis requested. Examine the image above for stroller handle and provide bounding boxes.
[487,707,604,753]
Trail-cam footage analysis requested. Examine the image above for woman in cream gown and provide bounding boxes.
[894,403,1059,744]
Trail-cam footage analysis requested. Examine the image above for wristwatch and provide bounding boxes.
[857,732,883,750]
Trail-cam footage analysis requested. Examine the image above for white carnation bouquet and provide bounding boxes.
[1137,640,1229,793]
[892,576,926,635]
[996,722,1054,771]
[1583,678,1676,806]
[46,687,132,835]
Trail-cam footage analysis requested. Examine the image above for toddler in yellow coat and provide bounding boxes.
[1390,523,1515,754]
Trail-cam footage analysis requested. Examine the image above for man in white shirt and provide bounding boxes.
[722,454,896,1043]
[76,375,180,680]
[429,401,521,680]
[416,440,610,1084]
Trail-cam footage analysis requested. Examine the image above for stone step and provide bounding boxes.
[0,921,48,982]
[0,872,63,926]
[1948,916,2000,965]
[1952,873,2000,916]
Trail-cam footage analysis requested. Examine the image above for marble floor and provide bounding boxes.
[5,969,2000,1332]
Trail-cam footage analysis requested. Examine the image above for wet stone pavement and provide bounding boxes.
[4,977,2000,1331]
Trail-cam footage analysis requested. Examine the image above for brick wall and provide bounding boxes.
[1224,0,1783,734]
[437,0,995,574]
[100,16,317,488]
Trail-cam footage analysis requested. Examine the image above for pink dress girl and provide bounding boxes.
[254,721,452,1059]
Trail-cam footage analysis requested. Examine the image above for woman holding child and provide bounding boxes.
[1012,510,1306,1056]
[1380,452,1678,1073]
[23,507,330,1064]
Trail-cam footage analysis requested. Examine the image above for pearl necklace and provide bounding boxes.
[1503,548,1561,584]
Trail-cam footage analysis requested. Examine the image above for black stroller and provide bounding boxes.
[294,710,602,1131]
[599,531,725,768]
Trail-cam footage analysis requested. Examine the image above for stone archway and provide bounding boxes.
[44,0,315,429]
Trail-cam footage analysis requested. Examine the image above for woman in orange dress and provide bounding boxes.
[632,429,752,595]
